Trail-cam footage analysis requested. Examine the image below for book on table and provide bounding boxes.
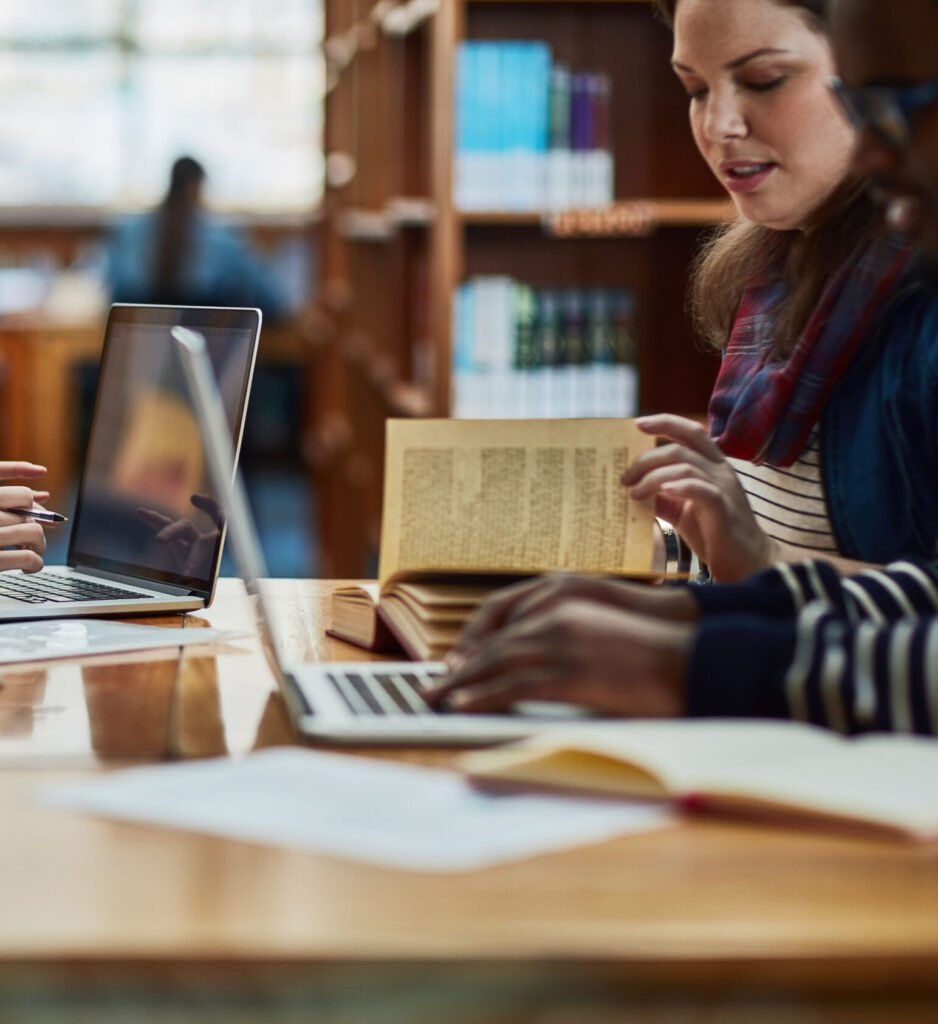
[460,719,938,840]
[327,417,658,661]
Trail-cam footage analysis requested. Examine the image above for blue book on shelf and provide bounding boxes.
[521,42,552,211]
[475,42,503,210]
[453,281,477,373]
[454,43,480,208]
[501,43,525,210]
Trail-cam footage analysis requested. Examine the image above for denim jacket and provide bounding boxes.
[821,278,938,562]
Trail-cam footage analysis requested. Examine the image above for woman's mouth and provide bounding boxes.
[720,161,777,194]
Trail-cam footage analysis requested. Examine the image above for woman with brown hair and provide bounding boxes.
[426,0,938,736]
[623,0,938,582]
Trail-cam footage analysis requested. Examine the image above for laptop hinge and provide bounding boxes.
[66,563,202,599]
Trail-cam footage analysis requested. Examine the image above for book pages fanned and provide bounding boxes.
[379,419,656,584]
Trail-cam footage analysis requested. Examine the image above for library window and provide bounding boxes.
[0,0,324,211]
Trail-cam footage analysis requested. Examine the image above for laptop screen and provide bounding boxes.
[67,305,260,597]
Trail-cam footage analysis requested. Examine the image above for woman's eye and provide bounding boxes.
[685,86,708,100]
[747,76,786,93]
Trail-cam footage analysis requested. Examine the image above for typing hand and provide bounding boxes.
[622,414,777,582]
[0,461,50,573]
[446,572,699,675]
[425,599,690,717]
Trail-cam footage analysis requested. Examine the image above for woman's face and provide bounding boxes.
[672,0,857,230]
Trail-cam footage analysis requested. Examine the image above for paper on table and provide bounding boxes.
[39,747,674,872]
[0,618,245,665]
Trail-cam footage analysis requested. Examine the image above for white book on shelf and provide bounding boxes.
[573,363,596,418]
[546,149,573,211]
[615,364,639,418]
[584,150,615,208]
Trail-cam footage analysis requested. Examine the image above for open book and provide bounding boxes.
[328,418,657,660]
[460,720,938,840]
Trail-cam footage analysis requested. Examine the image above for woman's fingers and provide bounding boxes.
[431,635,551,705]
[0,548,44,574]
[0,487,47,522]
[446,578,553,667]
[0,522,46,555]
[622,441,721,491]
[659,478,727,506]
[0,462,47,481]
[635,414,724,460]
[627,459,716,501]
[444,669,578,713]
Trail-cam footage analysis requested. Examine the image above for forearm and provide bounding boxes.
[688,603,938,734]
[691,558,938,622]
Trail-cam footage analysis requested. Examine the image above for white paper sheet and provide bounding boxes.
[39,747,674,872]
[0,618,244,665]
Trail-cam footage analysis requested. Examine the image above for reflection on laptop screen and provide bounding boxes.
[68,306,258,597]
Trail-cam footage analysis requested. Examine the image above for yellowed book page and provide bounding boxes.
[696,735,938,837]
[378,418,656,583]
[461,720,841,797]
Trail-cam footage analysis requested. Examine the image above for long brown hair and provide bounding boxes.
[653,0,881,356]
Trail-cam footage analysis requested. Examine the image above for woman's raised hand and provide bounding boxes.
[623,414,778,582]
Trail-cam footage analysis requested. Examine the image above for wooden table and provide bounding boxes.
[2,579,938,1023]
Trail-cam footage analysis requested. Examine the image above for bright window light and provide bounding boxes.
[0,0,324,212]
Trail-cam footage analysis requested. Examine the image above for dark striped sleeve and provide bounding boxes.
[691,559,938,621]
[687,560,938,735]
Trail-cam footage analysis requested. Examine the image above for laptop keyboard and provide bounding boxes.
[325,666,445,717]
[0,572,154,605]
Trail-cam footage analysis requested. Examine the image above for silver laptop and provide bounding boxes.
[174,326,592,746]
[0,304,260,621]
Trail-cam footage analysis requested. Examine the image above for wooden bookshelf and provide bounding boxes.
[314,0,728,576]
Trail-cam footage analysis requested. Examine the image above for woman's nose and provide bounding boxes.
[702,91,748,142]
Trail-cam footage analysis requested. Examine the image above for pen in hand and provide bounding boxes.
[5,507,68,524]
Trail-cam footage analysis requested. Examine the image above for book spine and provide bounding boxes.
[591,72,615,207]
[526,43,552,212]
[453,43,472,209]
[502,43,525,211]
[547,63,572,212]
[451,280,477,417]
[570,72,591,208]
[513,283,538,419]
[611,289,639,417]
[452,282,640,419]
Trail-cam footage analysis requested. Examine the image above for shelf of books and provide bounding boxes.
[314,0,729,576]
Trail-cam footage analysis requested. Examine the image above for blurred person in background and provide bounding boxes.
[106,155,290,321]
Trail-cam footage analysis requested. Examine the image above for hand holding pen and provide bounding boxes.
[0,460,53,573]
[5,507,68,524]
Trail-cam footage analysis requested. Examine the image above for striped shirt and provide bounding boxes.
[727,430,838,556]
[689,559,938,735]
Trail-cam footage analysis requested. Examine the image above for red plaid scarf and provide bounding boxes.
[708,233,912,467]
